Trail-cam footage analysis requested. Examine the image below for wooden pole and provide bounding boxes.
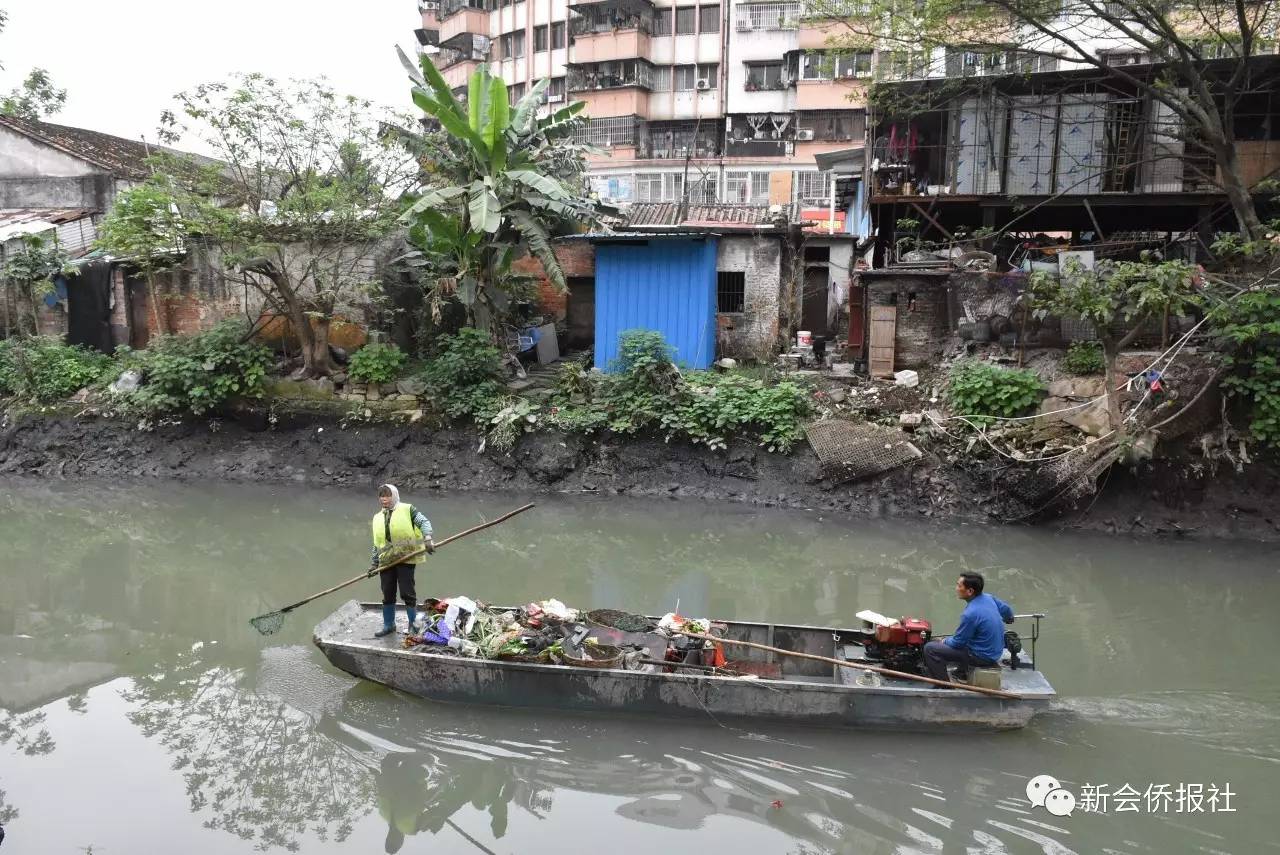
[680,630,1023,700]
[250,503,535,627]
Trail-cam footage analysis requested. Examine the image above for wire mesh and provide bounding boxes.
[804,419,922,483]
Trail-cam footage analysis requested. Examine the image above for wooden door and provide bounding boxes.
[869,306,896,379]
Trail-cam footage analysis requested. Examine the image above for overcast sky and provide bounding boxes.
[0,1,417,147]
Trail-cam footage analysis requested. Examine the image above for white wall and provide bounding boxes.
[0,127,100,178]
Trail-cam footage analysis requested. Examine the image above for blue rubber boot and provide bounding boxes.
[374,604,397,637]
[406,607,419,635]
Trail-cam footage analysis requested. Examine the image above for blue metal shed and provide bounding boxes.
[593,237,718,370]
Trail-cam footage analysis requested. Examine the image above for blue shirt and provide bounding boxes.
[945,592,1014,662]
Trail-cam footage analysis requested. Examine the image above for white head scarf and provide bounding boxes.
[379,483,400,508]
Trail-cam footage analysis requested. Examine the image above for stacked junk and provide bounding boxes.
[401,596,777,677]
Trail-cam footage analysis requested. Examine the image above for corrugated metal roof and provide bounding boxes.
[0,208,98,251]
[624,202,786,229]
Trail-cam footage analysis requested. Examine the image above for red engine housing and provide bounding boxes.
[875,617,932,646]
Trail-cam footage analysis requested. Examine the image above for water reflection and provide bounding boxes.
[1,479,1278,853]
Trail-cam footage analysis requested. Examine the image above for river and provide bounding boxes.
[1,479,1277,854]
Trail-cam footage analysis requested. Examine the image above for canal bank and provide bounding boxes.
[2,407,1277,541]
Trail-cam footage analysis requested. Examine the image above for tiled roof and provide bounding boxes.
[0,115,161,180]
[624,202,786,229]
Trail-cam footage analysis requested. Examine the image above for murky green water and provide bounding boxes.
[1,479,1277,853]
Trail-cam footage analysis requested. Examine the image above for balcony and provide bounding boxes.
[637,120,722,159]
[568,60,654,91]
[725,115,794,157]
[438,8,490,50]
[441,57,487,88]
[571,21,651,63]
[436,36,491,69]
[569,0,653,11]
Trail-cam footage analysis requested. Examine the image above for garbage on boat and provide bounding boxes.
[402,595,730,673]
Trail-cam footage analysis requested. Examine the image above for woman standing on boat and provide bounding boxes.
[368,483,434,637]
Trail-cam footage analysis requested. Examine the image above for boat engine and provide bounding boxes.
[861,617,932,673]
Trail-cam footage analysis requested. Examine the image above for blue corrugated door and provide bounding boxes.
[593,237,718,370]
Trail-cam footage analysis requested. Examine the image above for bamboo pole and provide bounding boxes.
[679,630,1023,700]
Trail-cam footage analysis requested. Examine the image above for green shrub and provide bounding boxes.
[661,372,814,452]
[419,327,505,419]
[347,342,407,385]
[1214,287,1280,446]
[1061,341,1105,376]
[123,320,270,416]
[947,361,1043,426]
[0,336,113,402]
[611,329,675,374]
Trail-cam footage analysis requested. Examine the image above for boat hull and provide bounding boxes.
[313,601,1055,731]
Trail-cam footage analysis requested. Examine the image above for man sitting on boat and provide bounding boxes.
[923,573,1014,684]
[368,483,434,637]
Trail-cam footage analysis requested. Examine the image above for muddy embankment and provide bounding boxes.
[1,408,1277,541]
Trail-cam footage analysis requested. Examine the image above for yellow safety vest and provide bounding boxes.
[371,504,423,567]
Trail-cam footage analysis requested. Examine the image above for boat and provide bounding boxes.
[313,600,1056,731]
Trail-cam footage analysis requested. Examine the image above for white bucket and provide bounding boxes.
[797,330,813,347]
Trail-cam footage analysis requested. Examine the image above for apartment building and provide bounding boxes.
[417,0,868,226]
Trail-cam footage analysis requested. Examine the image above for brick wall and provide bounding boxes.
[716,236,783,361]
[864,272,950,369]
[511,241,594,321]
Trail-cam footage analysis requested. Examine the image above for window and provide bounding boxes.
[746,61,786,89]
[674,65,697,90]
[662,172,683,201]
[796,170,832,204]
[676,6,696,33]
[574,116,638,146]
[534,24,548,52]
[836,51,873,78]
[801,53,828,80]
[717,271,746,313]
[689,175,717,202]
[500,30,525,59]
[796,110,866,141]
[752,172,770,200]
[509,82,526,103]
[697,63,718,86]
[651,67,672,91]
[735,2,801,30]
[700,4,720,31]
[546,76,566,101]
[635,173,663,201]
[654,8,673,34]
[551,21,566,48]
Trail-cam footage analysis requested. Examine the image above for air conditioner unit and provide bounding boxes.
[795,128,815,140]
[547,93,564,103]
[696,78,711,90]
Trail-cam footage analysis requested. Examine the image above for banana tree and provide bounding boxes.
[397,48,599,336]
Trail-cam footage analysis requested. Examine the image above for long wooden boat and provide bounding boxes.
[313,601,1056,731]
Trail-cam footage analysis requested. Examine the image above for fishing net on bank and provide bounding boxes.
[804,419,923,484]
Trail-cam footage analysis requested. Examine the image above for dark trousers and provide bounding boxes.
[923,640,996,681]
[379,563,416,608]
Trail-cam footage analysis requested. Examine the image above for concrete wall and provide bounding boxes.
[0,126,99,177]
[0,174,118,210]
[716,234,782,360]
[864,272,950,368]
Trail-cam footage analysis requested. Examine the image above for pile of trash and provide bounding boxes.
[403,596,733,674]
